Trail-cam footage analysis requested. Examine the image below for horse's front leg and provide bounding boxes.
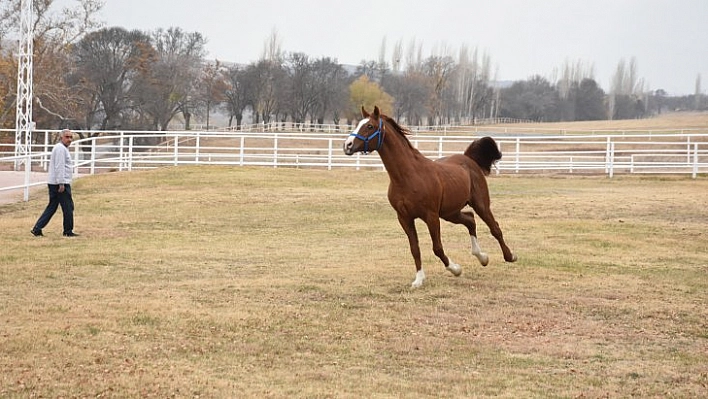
[398,215,425,288]
[476,209,517,263]
[423,215,462,277]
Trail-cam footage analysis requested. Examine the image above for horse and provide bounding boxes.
[343,106,517,288]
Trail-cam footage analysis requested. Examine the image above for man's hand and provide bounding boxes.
[58,184,65,193]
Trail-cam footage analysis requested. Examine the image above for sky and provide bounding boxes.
[87,0,708,96]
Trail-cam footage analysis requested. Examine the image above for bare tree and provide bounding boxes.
[0,0,104,128]
[134,27,206,130]
[391,39,403,73]
[609,57,646,119]
[71,27,154,130]
[222,64,250,129]
[198,60,227,130]
[310,57,347,126]
[246,59,285,124]
[423,55,455,125]
[285,52,317,125]
[262,27,283,63]
[455,46,494,124]
[404,38,424,73]
[383,71,431,125]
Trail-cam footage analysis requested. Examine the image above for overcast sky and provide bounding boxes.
[93,0,707,96]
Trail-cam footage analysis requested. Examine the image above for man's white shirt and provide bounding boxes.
[47,142,73,185]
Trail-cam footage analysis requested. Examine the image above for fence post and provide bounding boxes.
[608,142,615,178]
[239,136,245,166]
[692,143,699,179]
[118,132,125,171]
[195,131,200,163]
[605,137,611,174]
[23,153,31,202]
[273,133,278,168]
[438,136,444,158]
[173,135,179,166]
[41,131,49,170]
[328,138,333,170]
[515,138,520,173]
[128,136,134,171]
[73,141,80,175]
[90,139,96,175]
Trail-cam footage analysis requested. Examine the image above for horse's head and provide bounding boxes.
[343,106,385,155]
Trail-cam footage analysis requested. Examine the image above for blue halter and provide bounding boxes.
[348,118,385,154]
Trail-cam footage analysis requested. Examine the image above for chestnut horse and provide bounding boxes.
[343,106,517,288]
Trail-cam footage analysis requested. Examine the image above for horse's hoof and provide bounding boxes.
[506,253,518,262]
[478,253,489,267]
[411,270,425,288]
[446,263,462,277]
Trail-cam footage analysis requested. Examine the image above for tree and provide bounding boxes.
[422,55,456,125]
[198,60,227,130]
[71,27,154,130]
[309,56,347,126]
[245,59,286,124]
[499,75,560,122]
[694,74,704,111]
[454,46,495,124]
[285,52,317,125]
[133,27,206,130]
[348,75,393,120]
[356,60,379,82]
[0,0,104,128]
[608,57,646,120]
[222,64,250,129]
[383,71,431,125]
[573,78,606,121]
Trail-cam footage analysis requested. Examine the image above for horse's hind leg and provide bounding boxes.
[443,211,489,266]
[422,214,462,277]
[397,215,426,288]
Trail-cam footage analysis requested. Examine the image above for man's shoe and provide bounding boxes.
[31,229,43,237]
[63,232,79,237]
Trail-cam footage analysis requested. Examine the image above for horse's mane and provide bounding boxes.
[381,114,415,149]
[381,114,411,135]
[464,137,502,175]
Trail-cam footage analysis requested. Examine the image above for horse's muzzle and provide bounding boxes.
[343,138,355,155]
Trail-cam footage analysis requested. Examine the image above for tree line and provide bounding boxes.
[0,0,706,136]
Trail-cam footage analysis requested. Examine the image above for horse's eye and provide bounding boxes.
[367,124,373,129]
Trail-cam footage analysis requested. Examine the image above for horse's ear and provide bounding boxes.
[373,106,380,119]
[361,106,369,118]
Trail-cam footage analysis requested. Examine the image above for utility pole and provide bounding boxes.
[14,0,34,170]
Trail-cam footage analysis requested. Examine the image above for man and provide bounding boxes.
[31,129,79,237]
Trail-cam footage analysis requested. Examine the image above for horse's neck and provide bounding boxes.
[378,127,428,183]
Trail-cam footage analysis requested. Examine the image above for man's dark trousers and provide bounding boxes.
[34,184,74,234]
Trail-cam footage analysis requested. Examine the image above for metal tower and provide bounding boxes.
[14,0,34,170]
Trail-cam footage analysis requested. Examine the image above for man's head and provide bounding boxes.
[60,129,74,147]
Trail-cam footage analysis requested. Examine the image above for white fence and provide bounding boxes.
[1,128,707,202]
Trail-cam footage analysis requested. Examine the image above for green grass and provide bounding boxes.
[1,166,707,398]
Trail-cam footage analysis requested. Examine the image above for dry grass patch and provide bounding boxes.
[500,111,708,131]
[1,166,706,398]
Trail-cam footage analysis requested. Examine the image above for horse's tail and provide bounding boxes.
[463,136,502,176]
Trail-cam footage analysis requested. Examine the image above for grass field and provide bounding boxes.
[1,165,707,398]
[501,111,708,131]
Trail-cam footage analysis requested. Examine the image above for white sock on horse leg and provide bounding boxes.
[471,236,489,266]
[411,270,426,288]
[446,258,462,276]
